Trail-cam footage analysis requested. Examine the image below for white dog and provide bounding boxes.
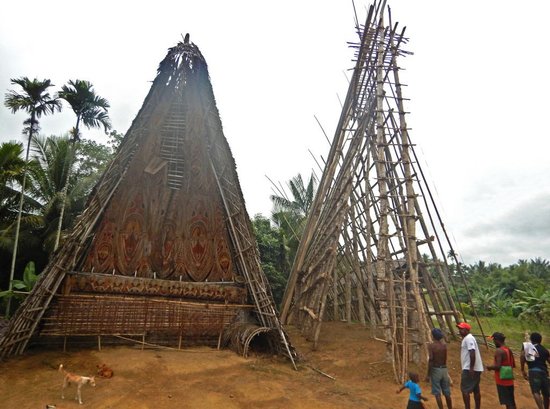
[59,364,96,405]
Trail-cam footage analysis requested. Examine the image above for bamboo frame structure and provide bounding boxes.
[0,39,295,367]
[280,1,482,382]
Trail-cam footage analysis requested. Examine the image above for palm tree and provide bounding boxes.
[4,77,61,316]
[0,141,43,254]
[0,142,26,215]
[27,134,74,251]
[270,173,317,265]
[0,142,26,255]
[55,80,111,250]
[270,173,316,218]
[27,134,102,252]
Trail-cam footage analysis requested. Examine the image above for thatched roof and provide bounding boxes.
[0,39,295,366]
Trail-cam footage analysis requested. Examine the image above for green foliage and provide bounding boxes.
[251,214,289,307]
[107,130,124,153]
[11,261,38,291]
[58,79,112,139]
[0,133,116,301]
[4,77,61,128]
[514,286,550,322]
[452,258,550,325]
[0,142,26,229]
[76,138,113,179]
[270,173,316,217]
[22,134,105,252]
[270,172,317,266]
[0,261,39,314]
[467,314,547,349]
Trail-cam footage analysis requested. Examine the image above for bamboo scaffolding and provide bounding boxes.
[281,0,480,383]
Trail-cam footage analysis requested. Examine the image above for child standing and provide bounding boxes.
[397,372,429,409]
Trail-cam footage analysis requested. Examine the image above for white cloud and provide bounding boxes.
[1,0,549,265]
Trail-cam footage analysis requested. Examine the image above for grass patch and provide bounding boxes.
[468,315,548,348]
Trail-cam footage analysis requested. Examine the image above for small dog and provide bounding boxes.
[96,363,114,378]
[59,364,96,405]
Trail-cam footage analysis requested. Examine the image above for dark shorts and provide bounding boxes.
[406,400,423,409]
[460,370,481,394]
[528,370,550,397]
[496,384,516,406]
[430,367,451,396]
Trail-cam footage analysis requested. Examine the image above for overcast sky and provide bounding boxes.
[1,1,549,266]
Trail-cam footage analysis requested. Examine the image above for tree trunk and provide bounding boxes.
[54,121,79,251]
[6,113,35,317]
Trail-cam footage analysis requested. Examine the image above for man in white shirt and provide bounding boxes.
[457,322,484,409]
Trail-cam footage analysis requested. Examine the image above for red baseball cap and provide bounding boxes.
[456,322,471,330]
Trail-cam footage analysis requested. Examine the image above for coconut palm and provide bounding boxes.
[0,142,26,218]
[0,142,26,256]
[270,173,316,218]
[0,141,25,183]
[27,134,74,250]
[0,142,44,259]
[270,173,317,265]
[55,80,111,249]
[27,134,104,252]
[3,77,61,316]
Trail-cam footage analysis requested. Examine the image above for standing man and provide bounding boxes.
[520,332,550,409]
[426,328,452,409]
[486,332,516,409]
[457,322,483,409]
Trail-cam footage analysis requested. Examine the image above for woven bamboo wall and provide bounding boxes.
[41,295,250,340]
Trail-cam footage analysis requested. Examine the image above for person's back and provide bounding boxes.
[487,332,516,409]
[427,328,452,409]
[430,341,447,367]
[527,343,550,373]
[493,345,514,387]
[521,332,550,409]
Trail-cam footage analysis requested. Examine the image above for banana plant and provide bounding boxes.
[0,261,38,315]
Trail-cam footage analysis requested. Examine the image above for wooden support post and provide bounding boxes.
[345,268,352,324]
[217,330,223,350]
[333,268,338,321]
[350,199,366,326]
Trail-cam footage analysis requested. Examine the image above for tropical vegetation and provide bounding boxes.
[55,79,112,249]
[3,77,61,314]
[453,258,550,323]
[0,75,548,336]
[1,76,115,315]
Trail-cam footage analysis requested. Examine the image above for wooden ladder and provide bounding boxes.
[0,262,68,358]
[208,149,297,369]
[160,99,187,190]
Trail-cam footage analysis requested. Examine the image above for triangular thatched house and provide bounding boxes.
[0,39,295,366]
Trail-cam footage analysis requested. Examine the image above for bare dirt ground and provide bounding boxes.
[0,322,537,408]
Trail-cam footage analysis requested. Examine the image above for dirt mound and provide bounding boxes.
[0,322,536,408]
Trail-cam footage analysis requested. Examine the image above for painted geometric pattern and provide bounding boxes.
[83,97,236,282]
